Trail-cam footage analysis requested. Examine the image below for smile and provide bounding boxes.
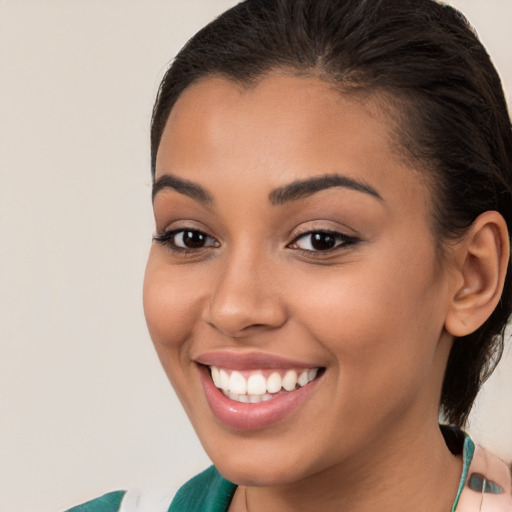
[210,367,319,403]
[196,353,325,429]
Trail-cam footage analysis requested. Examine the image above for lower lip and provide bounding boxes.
[198,365,321,430]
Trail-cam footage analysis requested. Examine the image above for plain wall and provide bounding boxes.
[0,1,511,511]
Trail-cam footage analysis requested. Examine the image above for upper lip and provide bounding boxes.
[194,351,322,370]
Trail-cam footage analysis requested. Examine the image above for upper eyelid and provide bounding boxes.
[155,218,211,234]
[290,230,356,241]
[156,226,206,236]
[289,226,357,241]
[293,227,344,236]
[155,222,219,240]
[153,228,220,255]
[287,229,360,251]
[155,227,217,240]
[288,218,357,235]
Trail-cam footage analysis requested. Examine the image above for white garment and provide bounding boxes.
[119,484,175,512]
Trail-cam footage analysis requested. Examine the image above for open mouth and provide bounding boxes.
[196,359,326,429]
[209,366,323,404]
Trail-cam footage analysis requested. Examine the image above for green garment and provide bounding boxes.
[62,467,236,512]
[67,432,507,512]
[169,465,237,511]
[64,491,126,512]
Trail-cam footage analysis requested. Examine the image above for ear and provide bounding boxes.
[444,211,510,337]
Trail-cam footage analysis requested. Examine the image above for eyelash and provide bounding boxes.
[154,227,359,257]
[288,230,359,254]
[153,228,219,254]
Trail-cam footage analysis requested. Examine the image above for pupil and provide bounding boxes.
[311,233,335,251]
[184,231,205,248]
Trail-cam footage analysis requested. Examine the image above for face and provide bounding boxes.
[144,74,456,486]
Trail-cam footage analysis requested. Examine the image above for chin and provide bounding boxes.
[215,456,310,488]
[198,430,324,487]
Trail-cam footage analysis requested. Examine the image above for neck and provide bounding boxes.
[233,421,462,512]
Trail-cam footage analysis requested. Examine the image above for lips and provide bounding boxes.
[195,352,323,430]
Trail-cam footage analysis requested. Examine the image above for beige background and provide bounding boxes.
[0,1,511,511]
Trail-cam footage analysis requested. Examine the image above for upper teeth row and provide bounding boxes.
[210,367,319,396]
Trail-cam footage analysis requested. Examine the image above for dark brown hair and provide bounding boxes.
[151,0,512,427]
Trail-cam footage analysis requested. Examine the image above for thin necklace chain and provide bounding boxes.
[244,486,250,512]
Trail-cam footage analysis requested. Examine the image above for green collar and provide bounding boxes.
[451,434,475,511]
[169,465,236,512]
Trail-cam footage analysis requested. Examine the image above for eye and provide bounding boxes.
[153,228,219,252]
[173,230,215,249]
[289,231,358,252]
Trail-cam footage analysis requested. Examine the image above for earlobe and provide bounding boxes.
[444,211,510,338]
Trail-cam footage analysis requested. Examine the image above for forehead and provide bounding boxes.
[159,74,390,167]
[155,73,429,213]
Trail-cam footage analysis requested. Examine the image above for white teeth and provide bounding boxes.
[229,371,247,395]
[266,372,282,393]
[282,370,298,391]
[211,367,221,387]
[247,374,267,395]
[210,365,321,403]
[219,369,230,390]
[308,368,318,381]
[298,370,309,387]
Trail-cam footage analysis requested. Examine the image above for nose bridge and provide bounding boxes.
[203,241,285,336]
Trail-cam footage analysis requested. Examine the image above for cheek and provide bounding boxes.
[142,252,214,427]
[289,277,441,433]
[288,242,446,385]
[143,249,205,358]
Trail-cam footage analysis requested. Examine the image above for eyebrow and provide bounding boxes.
[152,171,382,206]
[152,174,213,205]
[268,173,383,205]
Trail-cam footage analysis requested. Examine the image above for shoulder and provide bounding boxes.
[63,490,126,512]
[169,466,237,512]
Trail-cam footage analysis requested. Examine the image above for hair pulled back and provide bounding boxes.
[151,0,512,427]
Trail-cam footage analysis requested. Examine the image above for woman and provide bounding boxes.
[67,0,512,510]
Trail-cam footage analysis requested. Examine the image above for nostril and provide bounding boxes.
[202,292,287,337]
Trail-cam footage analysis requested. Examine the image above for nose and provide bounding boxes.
[202,248,287,338]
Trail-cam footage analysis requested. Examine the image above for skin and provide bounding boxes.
[144,74,466,512]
